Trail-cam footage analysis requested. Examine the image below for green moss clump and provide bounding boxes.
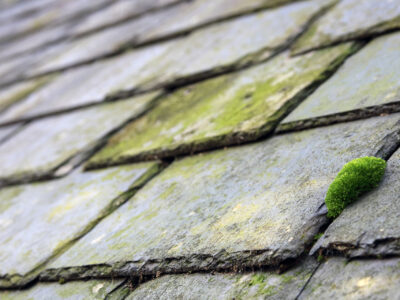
[325,156,386,218]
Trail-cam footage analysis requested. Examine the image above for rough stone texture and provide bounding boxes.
[0,92,159,184]
[299,258,400,300]
[281,32,400,131]
[34,0,332,75]
[0,76,52,115]
[43,114,400,281]
[0,280,122,299]
[4,43,173,123]
[292,0,400,54]
[87,43,357,168]
[72,0,182,36]
[311,145,400,258]
[127,258,318,300]
[0,162,160,287]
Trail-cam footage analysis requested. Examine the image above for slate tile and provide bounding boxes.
[311,145,400,258]
[299,257,400,300]
[126,258,318,300]
[0,42,67,86]
[87,43,357,168]
[1,43,172,123]
[34,0,332,75]
[43,114,400,281]
[0,92,159,184]
[0,0,111,44]
[292,0,400,54]
[280,32,400,131]
[0,162,160,287]
[0,125,20,143]
[0,76,52,115]
[0,279,122,299]
[73,0,182,36]
[0,22,73,61]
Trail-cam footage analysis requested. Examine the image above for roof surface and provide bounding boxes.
[0,0,399,299]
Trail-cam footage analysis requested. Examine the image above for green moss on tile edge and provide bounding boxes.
[325,156,386,218]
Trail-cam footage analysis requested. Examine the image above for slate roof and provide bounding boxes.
[0,0,399,299]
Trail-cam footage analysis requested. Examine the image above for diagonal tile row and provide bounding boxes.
[2,29,400,187]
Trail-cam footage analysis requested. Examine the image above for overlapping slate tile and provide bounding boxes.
[0,76,52,115]
[0,42,66,86]
[34,0,333,75]
[73,0,182,36]
[299,258,400,300]
[0,162,160,288]
[280,32,400,132]
[0,22,72,61]
[42,114,400,281]
[127,258,318,300]
[0,279,122,300]
[0,43,172,124]
[87,43,357,168]
[292,0,400,54]
[0,0,111,44]
[0,92,159,184]
[311,145,400,258]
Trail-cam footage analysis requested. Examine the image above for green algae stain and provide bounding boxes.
[89,42,356,166]
[325,156,386,218]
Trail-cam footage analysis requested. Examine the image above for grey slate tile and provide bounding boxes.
[0,162,160,288]
[0,124,20,143]
[0,0,111,44]
[311,144,400,258]
[0,76,52,115]
[72,0,182,36]
[0,280,122,300]
[86,43,357,168]
[33,0,333,75]
[126,258,318,300]
[1,43,172,123]
[0,92,159,184]
[42,114,400,281]
[299,257,400,300]
[280,32,400,132]
[292,0,400,54]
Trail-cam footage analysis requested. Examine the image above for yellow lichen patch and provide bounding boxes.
[46,190,100,222]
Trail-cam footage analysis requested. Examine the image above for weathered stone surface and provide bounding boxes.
[0,76,52,114]
[0,0,111,44]
[0,162,160,287]
[311,145,400,258]
[0,42,66,86]
[0,280,122,299]
[73,0,181,36]
[127,258,318,300]
[87,43,357,168]
[0,92,159,184]
[0,22,72,61]
[0,125,20,143]
[281,32,400,131]
[43,114,400,281]
[292,0,400,54]
[35,0,332,74]
[5,43,172,123]
[299,257,400,300]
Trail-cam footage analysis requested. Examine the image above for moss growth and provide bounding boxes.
[248,274,266,286]
[325,156,386,218]
[314,233,323,240]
